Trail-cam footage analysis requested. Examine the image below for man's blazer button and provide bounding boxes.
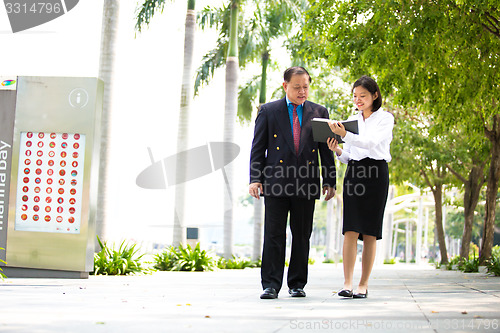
[312,149,316,152]
[276,146,280,150]
[309,161,312,165]
[274,134,277,138]
[280,160,283,163]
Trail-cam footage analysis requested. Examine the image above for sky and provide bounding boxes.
[0,0,276,249]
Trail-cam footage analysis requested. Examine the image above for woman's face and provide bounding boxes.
[353,85,378,113]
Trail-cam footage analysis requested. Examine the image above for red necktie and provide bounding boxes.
[292,104,301,155]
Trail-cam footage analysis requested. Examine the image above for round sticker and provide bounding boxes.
[60,161,66,167]
[36,159,42,166]
[47,178,53,185]
[35,168,42,175]
[57,197,64,204]
[69,198,76,205]
[27,132,33,138]
[59,170,65,176]
[50,133,57,139]
[70,189,76,195]
[22,186,29,192]
[21,205,28,211]
[62,133,69,139]
[23,177,29,183]
[68,217,75,223]
[45,206,51,212]
[25,150,31,156]
[33,215,39,221]
[57,216,63,223]
[49,142,55,148]
[58,188,64,194]
[72,152,79,158]
[48,160,54,166]
[71,179,77,186]
[45,197,52,203]
[25,159,31,165]
[57,207,63,213]
[37,141,44,148]
[49,151,55,157]
[33,205,39,212]
[34,196,40,202]
[73,143,79,149]
[22,195,28,202]
[71,170,77,177]
[59,179,65,185]
[21,214,27,220]
[34,187,40,193]
[37,151,43,157]
[35,178,41,184]
[72,161,78,167]
[38,133,44,139]
[24,168,30,174]
[44,216,51,222]
[74,134,80,140]
[26,141,32,147]
[69,207,76,214]
[46,188,52,194]
[61,142,68,149]
[61,152,67,158]
[47,169,54,176]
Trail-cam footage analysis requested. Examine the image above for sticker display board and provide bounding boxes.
[14,132,85,234]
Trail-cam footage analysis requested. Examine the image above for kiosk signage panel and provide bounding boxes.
[2,76,103,277]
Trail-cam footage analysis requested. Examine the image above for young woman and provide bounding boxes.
[327,75,394,298]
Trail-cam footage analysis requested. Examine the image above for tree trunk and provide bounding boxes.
[252,51,269,261]
[223,1,239,259]
[96,0,120,249]
[480,114,500,264]
[172,3,196,246]
[459,164,485,258]
[433,183,448,264]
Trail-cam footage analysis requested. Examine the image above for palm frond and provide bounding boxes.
[135,0,171,33]
[238,75,261,123]
[194,41,228,95]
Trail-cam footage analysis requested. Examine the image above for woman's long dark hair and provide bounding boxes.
[352,75,382,112]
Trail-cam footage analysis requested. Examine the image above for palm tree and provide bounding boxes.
[196,0,308,259]
[96,0,120,249]
[136,0,197,246]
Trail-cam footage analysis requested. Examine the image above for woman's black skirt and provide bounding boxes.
[343,158,389,240]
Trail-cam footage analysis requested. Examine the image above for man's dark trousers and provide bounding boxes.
[261,196,316,292]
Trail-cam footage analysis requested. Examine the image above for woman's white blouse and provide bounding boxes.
[337,109,394,164]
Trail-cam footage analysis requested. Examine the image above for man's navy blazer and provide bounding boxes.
[249,98,336,199]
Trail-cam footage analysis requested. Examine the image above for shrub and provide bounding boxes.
[323,258,335,264]
[0,247,6,280]
[486,246,500,276]
[446,256,462,270]
[217,256,259,269]
[308,258,315,265]
[92,236,144,275]
[172,243,216,272]
[459,251,480,273]
[384,258,396,265]
[153,246,179,271]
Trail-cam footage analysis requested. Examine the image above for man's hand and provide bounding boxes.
[249,182,263,200]
[323,186,336,201]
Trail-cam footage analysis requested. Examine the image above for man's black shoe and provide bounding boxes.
[289,288,306,297]
[260,287,278,299]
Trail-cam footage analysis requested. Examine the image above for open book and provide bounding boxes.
[311,118,359,143]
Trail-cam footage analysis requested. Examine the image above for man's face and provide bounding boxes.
[283,74,309,105]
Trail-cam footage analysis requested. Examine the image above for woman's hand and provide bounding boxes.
[327,137,342,156]
[328,121,347,138]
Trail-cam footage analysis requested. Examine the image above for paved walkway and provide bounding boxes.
[1,264,499,332]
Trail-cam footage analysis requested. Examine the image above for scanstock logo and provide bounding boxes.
[3,0,79,33]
